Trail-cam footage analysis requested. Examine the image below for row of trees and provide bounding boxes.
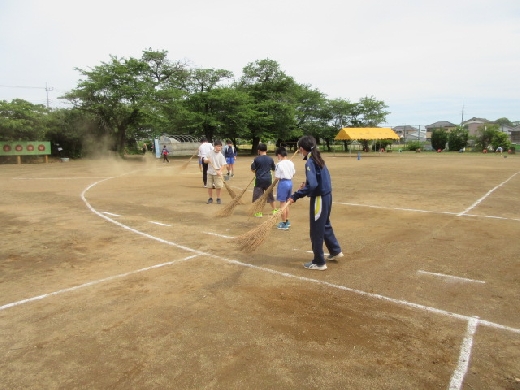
[0,50,391,157]
[430,125,512,152]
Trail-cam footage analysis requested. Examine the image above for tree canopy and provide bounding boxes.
[4,49,393,156]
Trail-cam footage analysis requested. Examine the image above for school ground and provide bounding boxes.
[1,152,519,389]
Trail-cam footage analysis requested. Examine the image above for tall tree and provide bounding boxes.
[181,68,235,140]
[431,128,448,151]
[0,99,50,141]
[238,59,298,153]
[293,84,328,142]
[447,126,469,151]
[63,50,189,154]
[350,96,390,127]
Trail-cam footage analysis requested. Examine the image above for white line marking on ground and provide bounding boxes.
[0,255,198,311]
[13,177,110,180]
[449,317,479,390]
[5,175,520,353]
[337,202,520,222]
[149,221,172,226]
[204,232,234,239]
[102,212,120,217]
[457,172,519,216]
[417,270,485,284]
[338,202,459,216]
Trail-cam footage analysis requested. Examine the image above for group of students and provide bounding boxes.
[198,135,343,271]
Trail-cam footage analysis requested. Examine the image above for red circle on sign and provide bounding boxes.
[3,145,11,152]
[15,145,23,151]
[27,145,34,151]
[38,144,45,151]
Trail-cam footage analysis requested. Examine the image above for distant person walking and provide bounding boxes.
[162,146,170,163]
[224,139,237,177]
[289,135,343,271]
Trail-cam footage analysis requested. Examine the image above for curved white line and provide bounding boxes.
[3,176,520,339]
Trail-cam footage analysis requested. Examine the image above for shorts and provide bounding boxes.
[208,174,223,189]
[226,157,235,164]
[252,185,274,203]
[276,179,292,202]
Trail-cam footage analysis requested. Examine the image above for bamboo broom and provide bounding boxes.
[247,178,278,216]
[215,176,256,217]
[235,202,290,253]
[180,151,199,170]
[247,149,300,216]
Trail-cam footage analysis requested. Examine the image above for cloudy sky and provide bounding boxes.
[1,0,519,127]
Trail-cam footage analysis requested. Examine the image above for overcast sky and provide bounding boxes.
[1,0,519,127]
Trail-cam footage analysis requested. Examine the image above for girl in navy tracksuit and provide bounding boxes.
[289,135,342,270]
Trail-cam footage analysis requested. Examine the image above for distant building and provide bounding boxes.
[424,121,457,140]
[392,125,425,142]
[462,117,490,137]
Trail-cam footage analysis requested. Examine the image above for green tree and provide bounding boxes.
[293,84,329,146]
[447,126,469,151]
[181,68,235,140]
[475,124,511,151]
[0,99,50,141]
[494,117,513,127]
[45,108,99,158]
[63,50,189,155]
[350,96,390,127]
[348,96,390,152]
[207,87,256,143]
[491,131,511,151]
[63,55,150,154]
[325,98,357,151]
[237,59,298,153]
[431,128,448,151]
[138,49,190,137]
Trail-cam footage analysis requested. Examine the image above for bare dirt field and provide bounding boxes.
[1,151,519,389]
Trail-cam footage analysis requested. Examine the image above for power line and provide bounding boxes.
[0,84,47,89]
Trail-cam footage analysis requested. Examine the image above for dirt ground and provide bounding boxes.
[1,151,519,389]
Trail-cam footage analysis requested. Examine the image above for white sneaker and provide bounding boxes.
[303,262,327,271]
[327,252,344,261]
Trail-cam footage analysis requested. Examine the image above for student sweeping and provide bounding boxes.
[274,147,295,230]
[204,140,226,204]
[250,143,276,217]
[288,135,343,270]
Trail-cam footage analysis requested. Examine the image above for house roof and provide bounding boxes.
[425,121,457,129]
[392,125,418,131]
[463,117,490,124]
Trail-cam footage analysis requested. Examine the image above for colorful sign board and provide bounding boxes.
[0,142,51,156]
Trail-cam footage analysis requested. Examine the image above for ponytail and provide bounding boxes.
[297,135,325,168]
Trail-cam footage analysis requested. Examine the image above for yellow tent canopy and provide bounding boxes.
[334,127,399,140]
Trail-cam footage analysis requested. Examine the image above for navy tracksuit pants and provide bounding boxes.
[309,193,342,265]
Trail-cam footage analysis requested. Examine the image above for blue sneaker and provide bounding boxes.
[285,220,291,227]
[277,222,288,230]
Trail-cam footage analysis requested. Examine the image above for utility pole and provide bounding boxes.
[45,82,54,109]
